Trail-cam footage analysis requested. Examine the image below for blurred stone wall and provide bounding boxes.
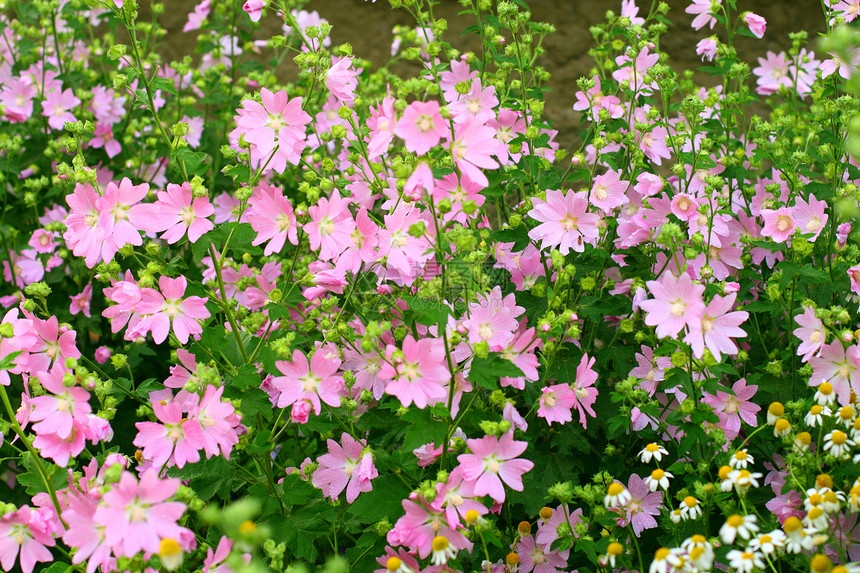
[159,0,824,150]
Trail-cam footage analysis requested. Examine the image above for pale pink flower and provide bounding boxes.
[132,275,210,344]
[184,0,210,32]
[613,474,663,536]
[793,305,825,362]
[448,79,499,124]
[246,182,298,255]
[456,431,534,503]
[394,100,448,156]
[849,264,860,296]
[366,95,397,158]
[537,383,577,425]
[516,535,568,573]
[527,189,600,255]
[809,342,860,405]
[686,0,721,30]
[792,195,828,242]
[684,293,749,361]
[242,0,266,22]
[702,378,761,441]
[743,12,766,38]
[629,345,672,396]
[640,272,706,339]
[380,335,449,409]
[93,469,190,558]
[134,393,202,468]
[449,118,499,188]
[63,183,107,268]
[90,123,121,157]
[0,506,55,573]
[572,353,599,428]
[132,182,215,244]
[232,88,311,174]
[42,87,79,130]
[272,348,345,416]
[189,385,242,459]
[325,56,359,103]
[305,191,355,261]
[312,432,378,503]
[697,37,718,61]
[387,497,472,559]
[589,170,629,213]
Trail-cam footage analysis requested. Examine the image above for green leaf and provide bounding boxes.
[192,222,261,265]
[231,363,261,390]
[468,354,524,391]
[227,386,273,421]
[346,476,409,522]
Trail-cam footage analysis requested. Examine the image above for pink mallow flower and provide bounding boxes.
[537,383,578,425]
[379,335,450,409]
[686,0,721,30]
[527,189,600,255]
[743,12,766,38]
[701,378,761,441]
[613,473,663,537]
[0,506,55,573]
[793,305,825,363]
[93,469,190,558]
[246,182,299,255]
[312,432,378,503]
[134,392,203,469]
[42,87,80,130]
[760,207,796,243]
[639,272,706,339]
[243,0,266,22]
[589,170,629,213]
[325,56,359,103]
[132,275,210,344]
[683,293,749,362]
[449,118,499,188]
[572,353,599,428]
[132,182,214,244]
[456,431,534,504]
[394,100,448,156]
[809,342,860,406]
[231,88,311,174]
[516,535,568,573]
[272,348,345,417]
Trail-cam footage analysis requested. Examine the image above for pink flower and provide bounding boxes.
[527,189,600,255]
[184,0,210,32]
[63,183,107,268]
[246,182,299,255]
[640,272,706,339]
[132,275,210,344]
[367,95,397,158]
[809,342,860,406]
[849,264,860,296]
[325,56,359,103]
[793,305,825,362]
[760,207,796,243]
[42,87,80,130]
[388,497,472,559]
[686,0,721,30]
[683,293,749,361]
[134,393,202,468]
[0,506,55,573]
[379,335,449,409]
[312,432,378,502]
[793,195,828,242]
[743,12,766,38]
[272,348,345,416]
[456,431,534,503]
[449,118,499,188]
[613,474,663,536]
[90,123,121,157]
[95,346,112,364]
[629,345,672,396]
[133,182,215,244]
[589,170,628,213]
[93,469,190,558]
[696,37,718,61]
[516,535,568,573]
[702,378,761,441]
[537,383,577,425]
[242,0,266,22]
[188,385,242,459]
[572,353,599,428]
[305,191,355,261]
[448,79,499,124]
[394,100,448,156]
[232,88,311,174]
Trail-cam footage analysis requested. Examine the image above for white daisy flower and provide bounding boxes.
[729,449,753,469]
[727,549,765,573]
[646,468,672,492]
[813,382,835,406]
[823,429,854,459]
[720,514,759,545]
[604,482,632,509]
[680,496,702,520]
[639,442,668,463]
[747,530,785,555]
[804,404,830,427]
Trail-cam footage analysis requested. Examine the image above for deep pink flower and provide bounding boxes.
[456,431,534,503]
[312,432,378,503]
[527,189,600,255]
